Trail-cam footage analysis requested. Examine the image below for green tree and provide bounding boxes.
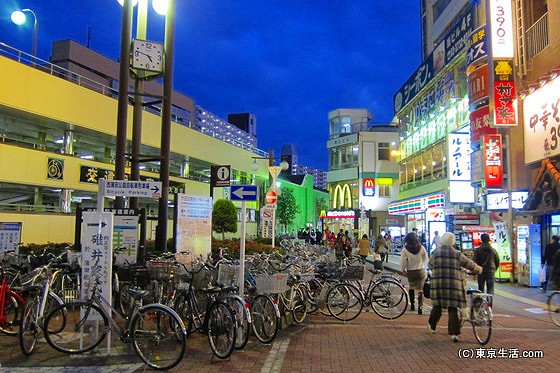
[212,199,238,240]
[276,187,300,233]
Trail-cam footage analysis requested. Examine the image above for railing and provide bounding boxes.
[0,41,268,158]
[0,203,64,214]
[526,13,549,60]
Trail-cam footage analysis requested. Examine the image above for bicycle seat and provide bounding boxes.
[466,289,482,295]
[127,288,150,300]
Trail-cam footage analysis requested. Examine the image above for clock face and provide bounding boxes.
[131,39,164,72]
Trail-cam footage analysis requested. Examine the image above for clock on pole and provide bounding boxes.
[131,38,164,73]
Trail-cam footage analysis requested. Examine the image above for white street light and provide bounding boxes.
[11,9,38,63]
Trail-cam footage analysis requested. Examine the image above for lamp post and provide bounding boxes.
[11,8,38,65]
[251,150,289,247]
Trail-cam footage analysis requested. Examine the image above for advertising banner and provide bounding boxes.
[483,134,503,188]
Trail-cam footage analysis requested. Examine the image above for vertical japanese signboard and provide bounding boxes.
[493,221,513,280]
[486,0,517,127]
[175,194,212,260]
[483,134,503,188]
[82,212,113,317]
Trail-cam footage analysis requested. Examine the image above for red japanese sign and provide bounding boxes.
[491,60,517,126]
[468,64,489,103]
[470,105,497,143]
[483,134,503,188]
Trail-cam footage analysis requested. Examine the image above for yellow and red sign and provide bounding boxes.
[363,178,375,197]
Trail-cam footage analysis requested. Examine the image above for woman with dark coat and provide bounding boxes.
[427,232,482,342]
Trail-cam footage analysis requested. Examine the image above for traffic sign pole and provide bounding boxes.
[239,201,246,295]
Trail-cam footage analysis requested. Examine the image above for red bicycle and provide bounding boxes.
[0,268,26,335]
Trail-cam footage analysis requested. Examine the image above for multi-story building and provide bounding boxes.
[326,109,402,239]
[280,144,327,190]
[390,0,560,285]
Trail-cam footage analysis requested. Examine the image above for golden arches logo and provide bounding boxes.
[332,184,352,209]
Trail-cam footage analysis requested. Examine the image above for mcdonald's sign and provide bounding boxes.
[363,178,375,197]
[332,184,353,209]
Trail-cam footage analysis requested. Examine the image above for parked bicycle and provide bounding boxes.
[0,267,26,336]
[325,265,408,322]
[458,288,493,345]
[43,277,187,370]
[547,290,560,327]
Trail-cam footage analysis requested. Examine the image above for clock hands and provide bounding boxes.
[134,50,153,62]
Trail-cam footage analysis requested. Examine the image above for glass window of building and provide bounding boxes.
[379,185,390,198]
[378,142,390,160]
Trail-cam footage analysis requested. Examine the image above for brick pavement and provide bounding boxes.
[1,255,559,372]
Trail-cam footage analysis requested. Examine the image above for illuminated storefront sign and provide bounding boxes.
[487,0,514,59]
[523,76,560,164]
[491,60,517,126]
[467,64,489,104]
[388,193,446,215]
[393,6,474,113]
[483,134,503,188]
[466,25,487,70]
[363,178,375,197]
[332,184,352,209]
[448,133,472,181]
[486,191,529,210]
[326,210,356,219]
[470,105,496,144]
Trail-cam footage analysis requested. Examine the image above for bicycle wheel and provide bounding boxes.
[305,278,323,314]
[326,283,363,322]
[43,301,108,354]
[0,292,24,335]
[226,295,250,350]
[548,291,560,327]
[471,297,492,345]
[207,300,236,359]
[369,279,408,320]
[118,283,134,317]
[290,286,308,324]
[131,305,186,371]
[19,298,39,355]
[250,294,279,344]
[45,292,66,334]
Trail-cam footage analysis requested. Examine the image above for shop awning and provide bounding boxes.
[523,158,560,212]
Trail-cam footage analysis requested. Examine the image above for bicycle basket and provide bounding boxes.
[254,273,288,294]
[217,264,239,286]
[335,265,365,281]
[146,260,174,280]
[190,267,214,290]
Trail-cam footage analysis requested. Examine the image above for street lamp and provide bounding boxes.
[11,8,38,64]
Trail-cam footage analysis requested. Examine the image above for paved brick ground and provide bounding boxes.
[1,254,558,372]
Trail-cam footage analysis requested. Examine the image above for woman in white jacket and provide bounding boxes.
[400,232,429,314]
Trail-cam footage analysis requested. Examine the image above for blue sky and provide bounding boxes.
[1,0,422,170]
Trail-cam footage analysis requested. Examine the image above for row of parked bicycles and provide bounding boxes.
[0,244,410,370]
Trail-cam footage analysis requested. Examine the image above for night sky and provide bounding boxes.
[1,0,422,170]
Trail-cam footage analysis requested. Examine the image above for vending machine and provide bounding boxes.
[517,224,541,287]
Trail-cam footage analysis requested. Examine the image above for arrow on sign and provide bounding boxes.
[87,221,107,228]
[233,186,257,199]
[151,185,160,194]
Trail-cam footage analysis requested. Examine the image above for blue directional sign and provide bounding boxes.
[230,185,258,201]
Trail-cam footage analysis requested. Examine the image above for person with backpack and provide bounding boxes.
[473,233,500,295]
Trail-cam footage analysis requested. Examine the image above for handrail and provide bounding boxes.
[0,41,268,158]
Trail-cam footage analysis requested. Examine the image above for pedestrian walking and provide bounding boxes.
[357,234,371,261]
[335,234,352,260]
[473,233,500,295]
[427,232,482,342]
[400,232,429,314]
[542,235,560,292]
[375,234,389,262]
[384,233,392,262]
[550,248,560,291]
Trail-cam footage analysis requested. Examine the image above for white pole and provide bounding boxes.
[239,201,246,295]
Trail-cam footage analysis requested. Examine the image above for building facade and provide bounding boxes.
[390,0,560,285]
[326,109,402,240]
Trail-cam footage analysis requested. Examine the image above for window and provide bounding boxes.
[378,142,390,160]
[379,185,391,197]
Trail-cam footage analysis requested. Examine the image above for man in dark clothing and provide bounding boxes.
[473,233,500,295]
[542,235,560,292]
